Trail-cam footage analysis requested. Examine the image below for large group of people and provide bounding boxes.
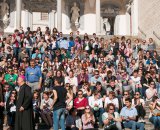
[0,26,160,130]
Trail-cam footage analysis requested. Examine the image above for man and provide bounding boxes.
[90,70,102,88]
[42,49,52,61]
[18,48,28,63]
[120,98,145,130]
[4,67,18,89]
[31,48,42,60]
[15,76,34,130]
[52,79,67,130]
[12,29,22,59]
[25,59,42,92]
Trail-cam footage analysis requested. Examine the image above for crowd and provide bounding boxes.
[0,26,160,130]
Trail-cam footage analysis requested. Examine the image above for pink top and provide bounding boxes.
[81,114,95,129]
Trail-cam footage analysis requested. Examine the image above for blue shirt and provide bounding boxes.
[59,40,69,50]
[32,53,42,59]
[25,66,42,83]
[90,76,102,84]
[120,106,137,118]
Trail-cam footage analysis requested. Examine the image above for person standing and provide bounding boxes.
[52,79,67,130]
[25,59,42,92]
[15,76,34,130]
[0,73,4,130]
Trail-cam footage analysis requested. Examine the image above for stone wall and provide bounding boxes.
[138,0,160,44]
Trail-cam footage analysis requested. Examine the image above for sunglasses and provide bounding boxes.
[78,93,82,95]
[85,107,90,109]
[124,94,128,95]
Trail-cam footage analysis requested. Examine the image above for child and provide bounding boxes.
[6,90,17,129]
[33,91,40,129]
[40,91,53,127]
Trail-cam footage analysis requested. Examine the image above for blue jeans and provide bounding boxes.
[123,121,145,130]
[149,116,160,129]
[53,108,66,130]
[13,47,20,59]
[92,108,105,126]
[156,83,160,98]
[26,48,32,58]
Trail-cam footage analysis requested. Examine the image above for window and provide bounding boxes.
[41,13,49,20]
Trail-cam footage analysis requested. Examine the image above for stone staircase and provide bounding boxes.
[3,104,155,130]
[125,101,154,130]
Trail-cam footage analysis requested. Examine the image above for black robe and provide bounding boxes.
[15,83,34,130]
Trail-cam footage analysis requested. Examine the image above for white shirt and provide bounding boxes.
[88,96,103,109]
[65,76,78,87]
[130,76,141,85]
[105,97,119,108]
[132,98,145,106]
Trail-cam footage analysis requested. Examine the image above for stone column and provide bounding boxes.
[16,0,22,29]
[49,10,56,31]
[96,0,101,34]
[57,0,62,32]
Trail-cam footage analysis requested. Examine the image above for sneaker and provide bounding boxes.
[140,118,145,123]
[99,124,103,129]
[138,117,142,122]
[35,124,38,130]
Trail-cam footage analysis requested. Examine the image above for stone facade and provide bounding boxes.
[2,0,159,39]
[138,0,160,43]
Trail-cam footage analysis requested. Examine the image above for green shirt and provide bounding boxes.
[4,74,18,86]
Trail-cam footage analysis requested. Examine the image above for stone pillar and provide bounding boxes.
[96,0,101,34]
[16,0,22,29]
[49,10,56,31]
[57,0,62,32]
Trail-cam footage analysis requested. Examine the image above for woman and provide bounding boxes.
[6,91,17,130]
[53,70,64,86]
[102,103,122,130]
[66,108,82,130]
[81,106,96,130]
[122,91,130,106]
[81,82,92,98]
[149,96,160,130]
[132,92,146,122]
[146,81,157,101]
[104,92,119,111]
[65,83,74,111]
[74,90,88,117]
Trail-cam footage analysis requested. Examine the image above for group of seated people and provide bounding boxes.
[0,26,160,130]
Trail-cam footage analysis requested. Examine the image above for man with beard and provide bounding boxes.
[15,76,34,130]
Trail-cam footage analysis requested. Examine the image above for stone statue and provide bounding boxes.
[0,0,9,25]
[103,18,111,35]
[70,2,80,24]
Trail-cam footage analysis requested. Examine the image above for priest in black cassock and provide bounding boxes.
[15,76,34,130]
